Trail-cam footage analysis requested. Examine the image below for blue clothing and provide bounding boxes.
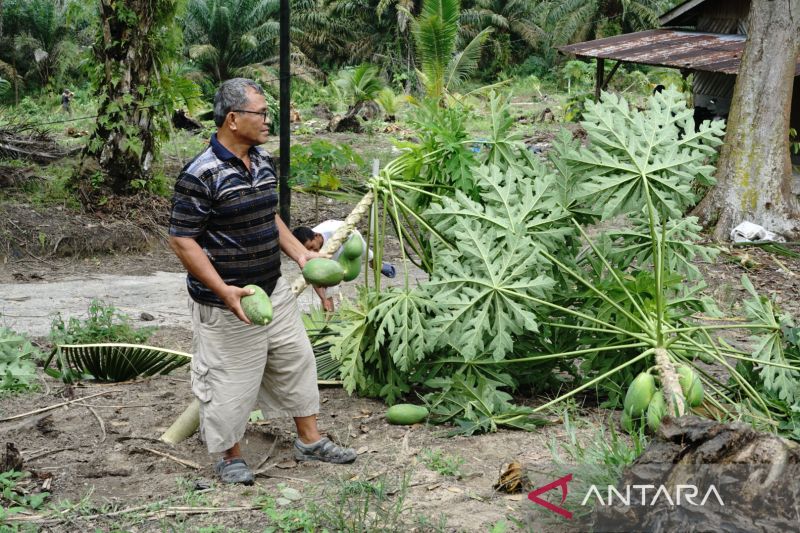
[169,134,281,307]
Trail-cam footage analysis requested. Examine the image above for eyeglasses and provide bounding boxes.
[232,109,270,123]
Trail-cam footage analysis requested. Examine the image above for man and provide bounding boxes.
[292,220,396,312]
[169,78,356,486]
[61,89,74,116]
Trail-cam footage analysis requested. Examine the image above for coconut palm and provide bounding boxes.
[412,0,491,100]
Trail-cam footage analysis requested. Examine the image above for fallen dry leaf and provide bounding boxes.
[493,461,530,494]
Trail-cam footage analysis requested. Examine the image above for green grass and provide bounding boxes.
[420,448,465,478]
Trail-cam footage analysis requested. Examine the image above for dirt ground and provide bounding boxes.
[2,187,800,531]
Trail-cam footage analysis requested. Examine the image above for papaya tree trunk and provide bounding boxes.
[654,348,685,417]
[693,0,800,239]
[82,0,175,195]
[160,398,200,445]
[162,190,376,445]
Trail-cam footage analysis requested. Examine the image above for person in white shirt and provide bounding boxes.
[292,220,396,311]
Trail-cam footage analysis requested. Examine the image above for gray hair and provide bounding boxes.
[213,78,265,127]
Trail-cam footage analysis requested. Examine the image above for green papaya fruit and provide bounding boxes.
[339,255,361,282]
[623,372,655,417]
[342,233,364,260]
[677,366,704,407]
[386,404,429,425]
[646,390,666,432]
[303,258,345,287]
[241,284,273,325]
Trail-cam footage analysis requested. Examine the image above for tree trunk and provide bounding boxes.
[693,0,800,240]
[82,0,171,195]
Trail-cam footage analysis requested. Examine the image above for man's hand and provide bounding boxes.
[219,284,255,324]
[297,249,322,269]
[323,297,334,313]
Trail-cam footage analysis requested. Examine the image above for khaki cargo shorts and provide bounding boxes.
[189,277,319,453]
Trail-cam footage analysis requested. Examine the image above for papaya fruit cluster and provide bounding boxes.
[621,366,704,434]
[302,233,364,286]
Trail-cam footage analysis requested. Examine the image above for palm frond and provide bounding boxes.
[44,343,192,383]
[445,26,491,91]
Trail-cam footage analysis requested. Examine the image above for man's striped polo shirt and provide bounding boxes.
[169,133,281,307]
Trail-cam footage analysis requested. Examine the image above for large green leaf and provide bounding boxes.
[425,217,554,361]
[559,89,725,220]
[44,343,191,383]
[368,287,436,372]
[604,215,720,280]
[741,276,800,405]
[425,164,574,254]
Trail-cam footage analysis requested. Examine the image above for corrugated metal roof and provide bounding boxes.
[558,29,800,76]
[659,0,708,26]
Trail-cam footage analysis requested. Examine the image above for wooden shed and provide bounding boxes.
[558,0,800,156]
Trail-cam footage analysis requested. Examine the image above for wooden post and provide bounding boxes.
[595,58,605,102]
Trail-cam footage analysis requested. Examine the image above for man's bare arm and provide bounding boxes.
[276,215,319,268]
[168,236,253,323]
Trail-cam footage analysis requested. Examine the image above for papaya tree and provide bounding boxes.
[693,0,800,239]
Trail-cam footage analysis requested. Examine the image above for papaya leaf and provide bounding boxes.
[741,276,800,404]
[604,215,720,280]
[425,164,574,254]
[368,287,436,372]
[425,218,554,361]
[558,88,725,220]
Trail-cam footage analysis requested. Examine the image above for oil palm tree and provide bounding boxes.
[0,0,75,88]
[544,0,667,46]
[460,0,549,73]
[327,0,420,84]
[183,0,280,83]
[335,63,385,111]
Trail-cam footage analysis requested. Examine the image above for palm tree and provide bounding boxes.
[543,0,667,46]
[412,0,490,100]
[326,0,420,85]
[460,0,548,73]
[335,63,384,111]
[183,0,280,83]
[0,0,75,88]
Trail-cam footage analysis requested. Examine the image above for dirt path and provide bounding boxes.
[0,253,426,339]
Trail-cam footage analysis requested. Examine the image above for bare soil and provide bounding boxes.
[1,189,799,531]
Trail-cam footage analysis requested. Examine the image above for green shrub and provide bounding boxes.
[50,300,156,345]
[0,327,42,393]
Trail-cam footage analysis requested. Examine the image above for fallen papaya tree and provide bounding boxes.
[164,89,800,442]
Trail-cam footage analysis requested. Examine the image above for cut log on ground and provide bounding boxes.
[592,416,800,532]
[0,125,75,163]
